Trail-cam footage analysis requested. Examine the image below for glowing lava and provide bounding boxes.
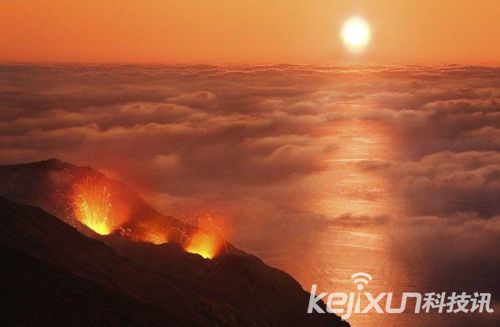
[70,177,226,258]
[142,229,169,245]
[72,178,114,235]
[184,214,226,259]
[185,230,224,259]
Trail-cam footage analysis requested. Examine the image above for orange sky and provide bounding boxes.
[1,0,499,65]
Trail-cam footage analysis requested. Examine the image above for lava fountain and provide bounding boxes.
[72,178,115,235]
[185,230,224,259]
[184,214,226,259]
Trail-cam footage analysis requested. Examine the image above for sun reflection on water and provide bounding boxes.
[271,116,418,326]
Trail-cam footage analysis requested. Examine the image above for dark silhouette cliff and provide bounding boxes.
[0,159,349,327]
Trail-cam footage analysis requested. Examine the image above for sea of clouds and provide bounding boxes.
[1,64,498,325]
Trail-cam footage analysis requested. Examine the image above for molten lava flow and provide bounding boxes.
[185,230,224,259]
[72,178,114,235]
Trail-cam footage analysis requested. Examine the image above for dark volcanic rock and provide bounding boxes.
[0,196,207,326]
[0,245,185,327]
[0,160,350,326]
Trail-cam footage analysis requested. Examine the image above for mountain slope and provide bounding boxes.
[0,245,182,327]
[0,196,208,326]
[0,159,349,326]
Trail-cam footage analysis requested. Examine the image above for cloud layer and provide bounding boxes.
[1,64,499,326]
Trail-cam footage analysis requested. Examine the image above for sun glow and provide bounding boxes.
[341,16,371,54]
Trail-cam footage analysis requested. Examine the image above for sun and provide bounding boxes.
[341,16,371,54]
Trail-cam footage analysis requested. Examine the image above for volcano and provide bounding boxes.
[0,159,349,327]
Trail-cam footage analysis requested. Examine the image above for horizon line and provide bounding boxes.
[1,61,499,69]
